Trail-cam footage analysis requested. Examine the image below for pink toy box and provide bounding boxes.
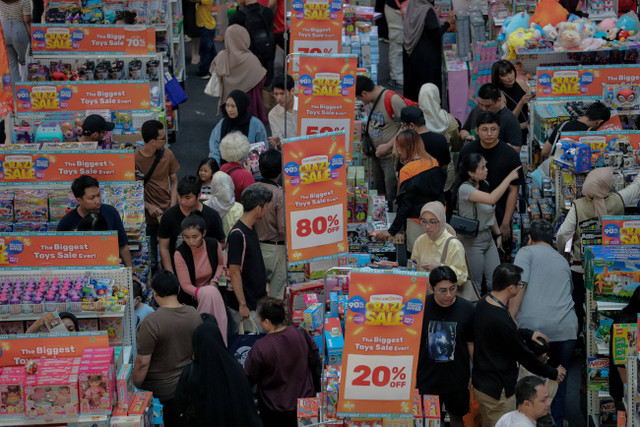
[0,367,26,418]
[79,347,115,415]
[24,371,79,418]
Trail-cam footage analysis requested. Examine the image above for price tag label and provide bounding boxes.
[289,204,344,250]
[301,118,351,140]
[343,354,413,401]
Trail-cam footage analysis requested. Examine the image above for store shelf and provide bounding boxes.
[598,390,611,398]
[596,343,609,355]
[0,310,125,321]
[0,415,109,426]
[595,301,627,311]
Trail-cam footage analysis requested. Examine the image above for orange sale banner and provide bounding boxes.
[289,0,343,59]
[0,150,135,183]
[0,150,136,185]
[338,269,428,418]
[297,54,357,161]
[283,131,348,265]
[14,81,151,113]
[536,64,640,99]
[0,22,14,119]
[0,332,109,367]
[32,24,156,55]
[0,232,120,269]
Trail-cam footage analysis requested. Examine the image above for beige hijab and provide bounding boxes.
[210,25,266,103]
[582,167,613,222]
[419,83,450,134]
[420,201,455,240]
[205,172,236,218]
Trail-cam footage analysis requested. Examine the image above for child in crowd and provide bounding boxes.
[198,157,220,199]
[133,279,154,327]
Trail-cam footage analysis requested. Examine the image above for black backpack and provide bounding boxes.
[238,6,275,70]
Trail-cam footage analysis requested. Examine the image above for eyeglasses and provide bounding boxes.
[514,281,526,288]
[420,219,440,227]
[435,286,457,295]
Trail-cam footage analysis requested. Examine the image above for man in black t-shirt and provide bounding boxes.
[541,101,610,158]
[227,184,272,333]
[157,175,225,273]
[396,106,450,168]
[417,266,474,427]
[459,112,524,241]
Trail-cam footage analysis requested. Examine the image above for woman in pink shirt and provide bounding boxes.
[174,212,228,344]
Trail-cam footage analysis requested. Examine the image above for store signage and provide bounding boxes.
[296,54,357,161]
[536,64,640,98]
[338,269,428,417]
[289,0,343,71]
[602,215,640,245]
[0,150,135,184]
[0,232,120,269]
[14,81,151,113]
[283,131,348,265]
[0,25,13,119]
[32,24,156,55]
[0,332,109,367]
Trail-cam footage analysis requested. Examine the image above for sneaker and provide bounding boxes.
[196,71,211,80]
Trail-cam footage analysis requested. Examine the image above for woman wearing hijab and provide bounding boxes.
[174,318,261,426]
[402,0,455,102]
[410,202,468,286]
[208,89,268,165]
[205,171,244,236]
[374,130,446,251]
[210,24,268,123]
[556,168,640,336]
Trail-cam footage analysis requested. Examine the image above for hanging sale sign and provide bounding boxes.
[338,269,428,418]
[0,22,14,119]
[32,24,156,55]
[283,131,348,265]
[289,0,343,60]
[0,232,120,269]
[602,215,640,245]
[297,54,357,161]
[536,64,640,99]
[0,150,135,184]
[14,81,151,113]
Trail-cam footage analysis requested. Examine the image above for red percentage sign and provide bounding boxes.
[323,48,332,53]
[392,366,406,380]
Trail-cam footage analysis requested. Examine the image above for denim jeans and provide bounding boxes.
[1,20,30,84]
[548,339,576,427]
[198,27,217,74]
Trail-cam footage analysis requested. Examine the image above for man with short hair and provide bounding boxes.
[541,101,611,157]
[228,184,273,332]
[135,120,180,272]
[157,175,225,273]
[254,149,286,300]
[268,75,297,147]
[133,271,202,427]
[78,114,115,143]
[460,83,522,151]
[473,264,566,427]
[417,266,474,427]
[57,175,132,267]
[459,112,524,259]
[496,376,552,427]
[356,75,407,208]
[396,105,450,168]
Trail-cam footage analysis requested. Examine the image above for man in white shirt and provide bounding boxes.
[268,74,297,149]
[496,376,551,427]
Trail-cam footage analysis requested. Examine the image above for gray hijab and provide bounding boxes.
[403,0,436,56]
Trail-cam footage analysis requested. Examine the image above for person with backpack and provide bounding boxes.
[356,75,415,210]
[230,0,275,87]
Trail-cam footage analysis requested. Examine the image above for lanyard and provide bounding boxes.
[488,294,514,322]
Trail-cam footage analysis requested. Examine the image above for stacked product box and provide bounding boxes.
[79,347,115,415]
[24,358,82,419]
[585,245,640,302]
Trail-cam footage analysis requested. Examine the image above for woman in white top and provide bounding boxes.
[454,152,520,293]
[0,0,31,84]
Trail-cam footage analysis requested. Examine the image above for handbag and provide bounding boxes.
[361,89,387,156]
[204,71,222,97]
[441,237,480,302]
[450,195,479,238]
[228,317,265,368]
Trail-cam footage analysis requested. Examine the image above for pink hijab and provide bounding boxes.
[582,167,613,222]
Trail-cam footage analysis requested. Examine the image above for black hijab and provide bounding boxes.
[220,89,252,140]
[174,318,262,426]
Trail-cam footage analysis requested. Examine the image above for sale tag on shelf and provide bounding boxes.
[0,232,120,269]
[283,131,348,265]
[289,0,343,70]
[0,150,135,184]
[602,215,640,245]
[536,64,640,99]
[297,54,357,161]
[14,81,151,113]
[32,24,156,55]
[338,269,428,418]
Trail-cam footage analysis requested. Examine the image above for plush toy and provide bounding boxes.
[543,23,559,39]
[531,22,545,38]
[498,11,531,42]
[579,37,607,49]
[606,25,620,40]
[598,17,618,32]
[556,29,582,48]
[617,11,640,38]
[505,28,535,59]
[530,0,569,27]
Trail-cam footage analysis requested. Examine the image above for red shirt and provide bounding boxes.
[257,0,285,33]
[221,162,255,202]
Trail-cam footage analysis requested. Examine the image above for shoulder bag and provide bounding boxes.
[361,89,386,156]
[441,236,480,302]
[450,188,479,237]
[204,71,222,97]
